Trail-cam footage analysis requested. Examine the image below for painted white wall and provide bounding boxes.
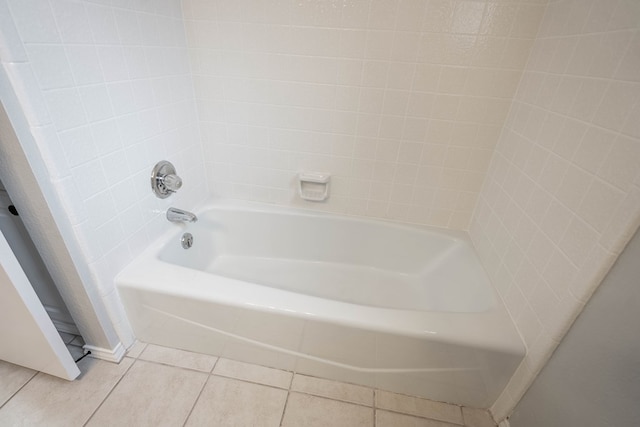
[508,226,640,426]
[0,0,207,350]
[469,0,640,419]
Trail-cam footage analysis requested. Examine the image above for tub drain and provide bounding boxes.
[181,232,193,249]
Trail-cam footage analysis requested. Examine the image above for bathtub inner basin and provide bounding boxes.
[158,207,495,313]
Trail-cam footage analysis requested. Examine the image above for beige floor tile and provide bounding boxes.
[139,344,217,372]
[376,390,463,425]
[282,392,373,427]
[86,359,207,427]
[125,340,147,358]
[185,376,287,426]
[461,407,496,427]
[0,357,132,426]
[376,410,460,427]
[213,358,292,389]
[291,374,373,406]
[0,361,36,407]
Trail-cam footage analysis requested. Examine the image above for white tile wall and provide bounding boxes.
[470,0,640,420]
[1,0,207,346]
[184,0,546,229]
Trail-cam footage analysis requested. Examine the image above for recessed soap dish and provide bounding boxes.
[298,172,330,202]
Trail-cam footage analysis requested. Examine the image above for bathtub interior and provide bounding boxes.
[158,208,496,313]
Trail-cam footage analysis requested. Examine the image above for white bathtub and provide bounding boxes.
[117,200,524,407]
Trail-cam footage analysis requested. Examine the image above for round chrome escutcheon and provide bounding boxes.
[181,232,194,249]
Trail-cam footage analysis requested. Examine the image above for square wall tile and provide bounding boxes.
[470,0,640,420]
[183,0,547,231]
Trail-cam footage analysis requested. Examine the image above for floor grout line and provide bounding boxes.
[135,358,218,375]
[210,371,291,390]
[181,372,213,427]
[0,369,38,411]
[373,389,377,426]
[287,369,294,390]
[0,340,492,427]
[287,389,375,409]
[3,340,487,427]
[209,356,220,374]
[278,390,291,427]
[81,357,137,427]
[375,407,468,426]
[179,354,222,426]
[278,366,295,427]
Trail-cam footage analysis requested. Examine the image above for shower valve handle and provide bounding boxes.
[162,174,182,192]
[151,160,182,198]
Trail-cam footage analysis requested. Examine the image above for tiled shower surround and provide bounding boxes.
[185,0,546,229]
[470,0,640,418]
[0,0,638,422]
[0,0,207,345]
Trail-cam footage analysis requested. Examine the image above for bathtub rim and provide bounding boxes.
[193,198,475,241]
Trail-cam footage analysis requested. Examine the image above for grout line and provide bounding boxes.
[92,347,473,426]
[374,389,468,426]
[0,369,38,410]
[372,389,377,426]
[287,369,294,390]
[280,390,378,426]
[81,357,137,427]
[460,406,468,427]
[278,390,291,427]
[286,389,374,410]
[209,355,220,374]
[209,356,294,389]
[130,341,148,359]
[374,407,467,426]
[62,333,78,345]
[135,358,217,375]
[181,372,212,427]
[209,371,291,391]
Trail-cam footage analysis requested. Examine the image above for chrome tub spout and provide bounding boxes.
[166,207,198,223]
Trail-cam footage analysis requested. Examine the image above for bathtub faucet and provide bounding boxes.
[166,207,198,223]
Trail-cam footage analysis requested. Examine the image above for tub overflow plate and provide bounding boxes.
[181,232,193,249]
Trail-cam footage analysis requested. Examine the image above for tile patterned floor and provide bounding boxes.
[0,342,497,427]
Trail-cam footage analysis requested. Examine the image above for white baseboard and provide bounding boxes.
[83,342,125,363]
